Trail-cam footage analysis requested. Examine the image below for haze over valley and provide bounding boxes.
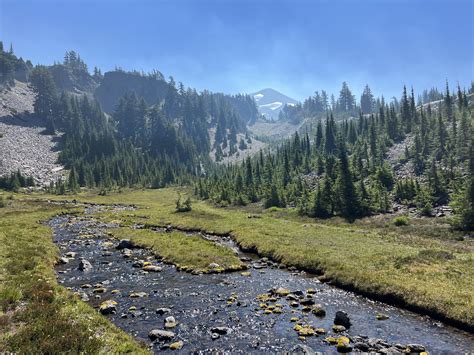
[0,0,473,353]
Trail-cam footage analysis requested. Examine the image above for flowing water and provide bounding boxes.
[51,208,474,354]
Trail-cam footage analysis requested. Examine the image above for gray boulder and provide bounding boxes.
[78,259,92,271]
[148,329,175,341]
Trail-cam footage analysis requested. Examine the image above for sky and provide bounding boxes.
[0,0,473,101]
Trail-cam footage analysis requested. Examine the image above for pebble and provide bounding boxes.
[165,316,177,328]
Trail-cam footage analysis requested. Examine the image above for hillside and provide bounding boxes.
[0,47,268,189]
[0,81,64,186]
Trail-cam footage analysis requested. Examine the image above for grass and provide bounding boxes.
[13,188,474,331]
[0,198,148,353]
[113,228,244,273]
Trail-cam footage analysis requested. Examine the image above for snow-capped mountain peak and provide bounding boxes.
[252,88,297,121]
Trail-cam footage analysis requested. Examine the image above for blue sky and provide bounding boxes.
[1,0,472,100]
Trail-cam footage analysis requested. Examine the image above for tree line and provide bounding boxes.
[27,61,258,191]
[197,83,474,229]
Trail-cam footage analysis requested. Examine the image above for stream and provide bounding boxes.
[51,206,474,353]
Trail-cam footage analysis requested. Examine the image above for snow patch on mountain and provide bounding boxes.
[259,102,283,111]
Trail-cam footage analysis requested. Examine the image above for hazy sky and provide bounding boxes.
[1,0,472,100]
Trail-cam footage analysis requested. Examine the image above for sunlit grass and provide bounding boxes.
[15,188,474,329]
[112,228,244,273]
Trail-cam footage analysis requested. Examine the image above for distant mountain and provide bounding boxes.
[252,88,297,121]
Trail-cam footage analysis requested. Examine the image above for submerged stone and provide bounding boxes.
[290,344,317,354]
[156,307,171,315]
[211,326,231,335]
[376,313,390,320]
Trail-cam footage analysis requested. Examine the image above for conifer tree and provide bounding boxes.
[360,84,374,114]
[335,139,361,220]
[30,66,57,133]
[68,167,79,192]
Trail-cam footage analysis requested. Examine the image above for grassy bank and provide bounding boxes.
[112,228,244,273]
[0,197,148,353]
[18,188,474,330]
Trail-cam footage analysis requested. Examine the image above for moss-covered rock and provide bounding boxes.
[99,300,117,315]
[336,336,352,353]
[169,341,184,350]
[312,305,326,317]
[332,325,346,333]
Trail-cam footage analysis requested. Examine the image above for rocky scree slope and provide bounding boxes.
[0,81,64,186]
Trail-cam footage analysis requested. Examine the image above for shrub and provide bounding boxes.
[175,193,192,212]
[0,197,6,208]
[393,215,409,226]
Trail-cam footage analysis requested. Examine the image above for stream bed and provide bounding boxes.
[51,210,474,353]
